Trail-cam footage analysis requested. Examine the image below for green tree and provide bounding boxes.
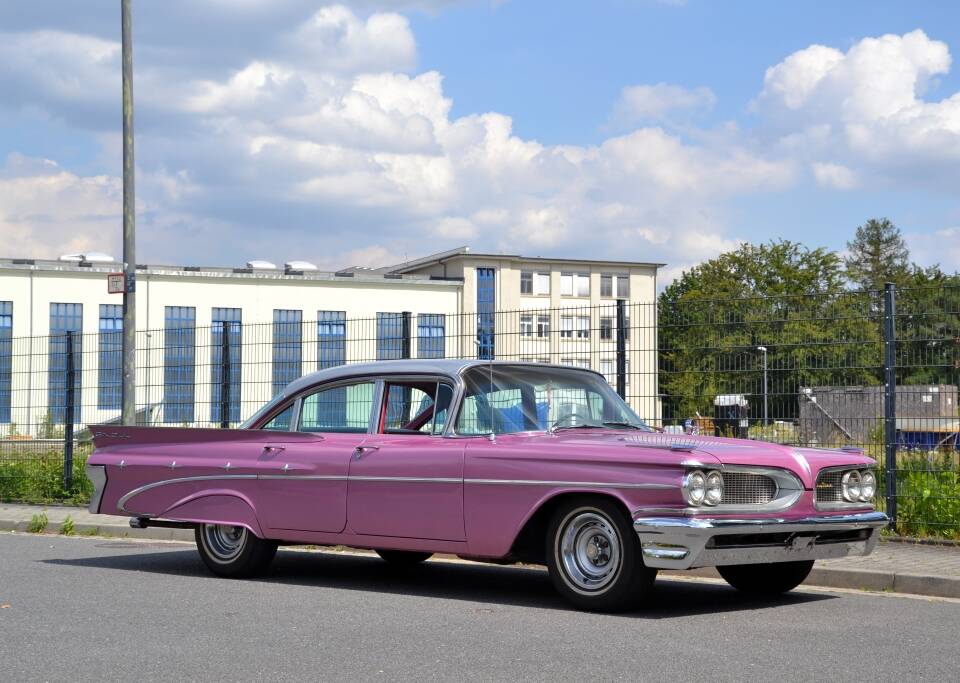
[895,265,960,386]
[659,241,883,423]
[844,218,911,291]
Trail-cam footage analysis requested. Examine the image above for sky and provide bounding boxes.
[2,0,960,283]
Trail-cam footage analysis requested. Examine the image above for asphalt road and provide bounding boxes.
[1,532,958,682]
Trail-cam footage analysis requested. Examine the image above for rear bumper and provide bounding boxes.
[633,511,889,570]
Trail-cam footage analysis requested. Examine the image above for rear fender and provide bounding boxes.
[158,491,264,538]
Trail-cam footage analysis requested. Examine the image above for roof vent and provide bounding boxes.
[59,252,115,263]
[285,260,318,272]
[246,260,277,270]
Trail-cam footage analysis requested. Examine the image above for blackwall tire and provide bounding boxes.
[375,550,433,566]
[195,524,278,578]
[717,560,814,595]
[545,498,656,612]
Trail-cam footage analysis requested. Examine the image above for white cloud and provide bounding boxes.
[12,10,960,282]
[906,227,960,270]
[811,162,859,190]
[612,83,716,125]
[0,154,120,259]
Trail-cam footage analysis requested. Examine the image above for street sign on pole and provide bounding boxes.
[107,273,125,294]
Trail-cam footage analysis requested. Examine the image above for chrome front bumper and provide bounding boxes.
[633,511,889,570]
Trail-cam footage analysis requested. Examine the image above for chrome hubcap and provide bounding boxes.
[203,524,246,562]
[559,511,622,592]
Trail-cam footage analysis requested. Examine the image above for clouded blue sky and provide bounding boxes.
[2,0,959,281]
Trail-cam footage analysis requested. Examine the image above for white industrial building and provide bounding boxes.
[0,247,662,432]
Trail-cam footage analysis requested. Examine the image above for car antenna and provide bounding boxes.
[473,339,496,442]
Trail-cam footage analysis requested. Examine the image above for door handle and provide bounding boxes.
[263,445,286,454]
[352,445,379,460]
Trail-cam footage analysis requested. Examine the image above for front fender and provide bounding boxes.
[158,491,265,538]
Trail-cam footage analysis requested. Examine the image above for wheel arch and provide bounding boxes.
[158,490,265,538]
[509,490,633,564]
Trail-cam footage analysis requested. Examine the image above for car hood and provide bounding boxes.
[535,430,875,489]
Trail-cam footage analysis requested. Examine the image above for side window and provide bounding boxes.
[458,387,527,435]
[262,404,294,431]
[299,382,374,433]
[381,381,454,435]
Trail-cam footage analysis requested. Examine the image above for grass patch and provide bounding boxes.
[0,444,93,505]
[27,512,48,533]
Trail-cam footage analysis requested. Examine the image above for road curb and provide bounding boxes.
[0,518,194,542]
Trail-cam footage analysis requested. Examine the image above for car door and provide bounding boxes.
[347,379,466,541]
[257,380,375,533]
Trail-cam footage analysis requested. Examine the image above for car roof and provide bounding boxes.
[280,359,604,398]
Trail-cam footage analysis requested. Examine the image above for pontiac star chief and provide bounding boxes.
[86,360,888,611]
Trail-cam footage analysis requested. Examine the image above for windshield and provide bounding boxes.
[456,365,652,435]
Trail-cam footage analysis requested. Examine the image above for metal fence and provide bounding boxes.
[1,285,957,537]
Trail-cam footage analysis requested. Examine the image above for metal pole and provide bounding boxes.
[616,299,626,399]
[63,331,75,491]
[219,324,231,428]
[883,283,898,527]
[401,312,412,359]
[757,346,768,426]
[121,0,137,426]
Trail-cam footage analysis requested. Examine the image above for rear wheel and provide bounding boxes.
[718,560,814,595]
[545,499,656,612]
[375,549,433,566]
[195,524,278,578]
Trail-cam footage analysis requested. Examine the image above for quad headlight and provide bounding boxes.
[683,469,723,507]
[841,469,876,503]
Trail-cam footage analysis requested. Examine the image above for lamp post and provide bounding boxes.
[121,0,137,425]
[757,346,768,427]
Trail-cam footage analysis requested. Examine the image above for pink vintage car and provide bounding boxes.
[86,360,888,611]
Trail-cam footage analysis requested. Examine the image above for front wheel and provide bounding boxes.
[195,524,278,578]
[545,499,656,612]
[718,560,814,595]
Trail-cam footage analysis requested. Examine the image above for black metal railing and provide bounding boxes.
[0,286,957,537]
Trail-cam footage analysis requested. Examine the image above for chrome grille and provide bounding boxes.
[721,472,777,505]
[815,470,845,504]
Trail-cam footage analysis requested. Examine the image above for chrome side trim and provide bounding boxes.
[464,479,676,489]
[258,475,347,481]
[85,464,107,514]
[117,475,259,514]
[348,476,462,484]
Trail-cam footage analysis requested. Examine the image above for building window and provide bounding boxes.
[318,311,346,369]
[576,315,590,339]
[561,357,591,369]
[418,314,445,359]
[521,271,550,296]
[48,303,83,424]
[600,316,613,341]
[98,304,123,410]
[600,358,630,386]
[560,315,573,339]
[272,309,302,395]
[164,306,196,423]
[377,312,404,360]
[476,267,495,359]
[520,314,533,337]
[560,272,590,297]
[536,314,550,338]
[601,274,630,298]
[211,308,242,424]
[0,302,11,423]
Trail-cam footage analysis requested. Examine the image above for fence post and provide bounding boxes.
[63,331,75,491]
[219,323,231,428]
[616,299,626,399]
[883,283,897,527]
[401,311,412,359]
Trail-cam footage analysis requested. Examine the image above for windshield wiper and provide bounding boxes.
[550,423,605,433]
[601,421,646,430]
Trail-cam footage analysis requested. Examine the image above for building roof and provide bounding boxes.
[386,246,665,274]
[0,257,461,286]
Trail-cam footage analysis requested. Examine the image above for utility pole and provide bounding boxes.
[757,346,768,426]
[121,0,137,425]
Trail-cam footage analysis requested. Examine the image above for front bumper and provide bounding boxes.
[633,511,889,570]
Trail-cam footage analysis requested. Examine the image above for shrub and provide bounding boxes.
[59,515,75,536]
[27,512,49,533]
